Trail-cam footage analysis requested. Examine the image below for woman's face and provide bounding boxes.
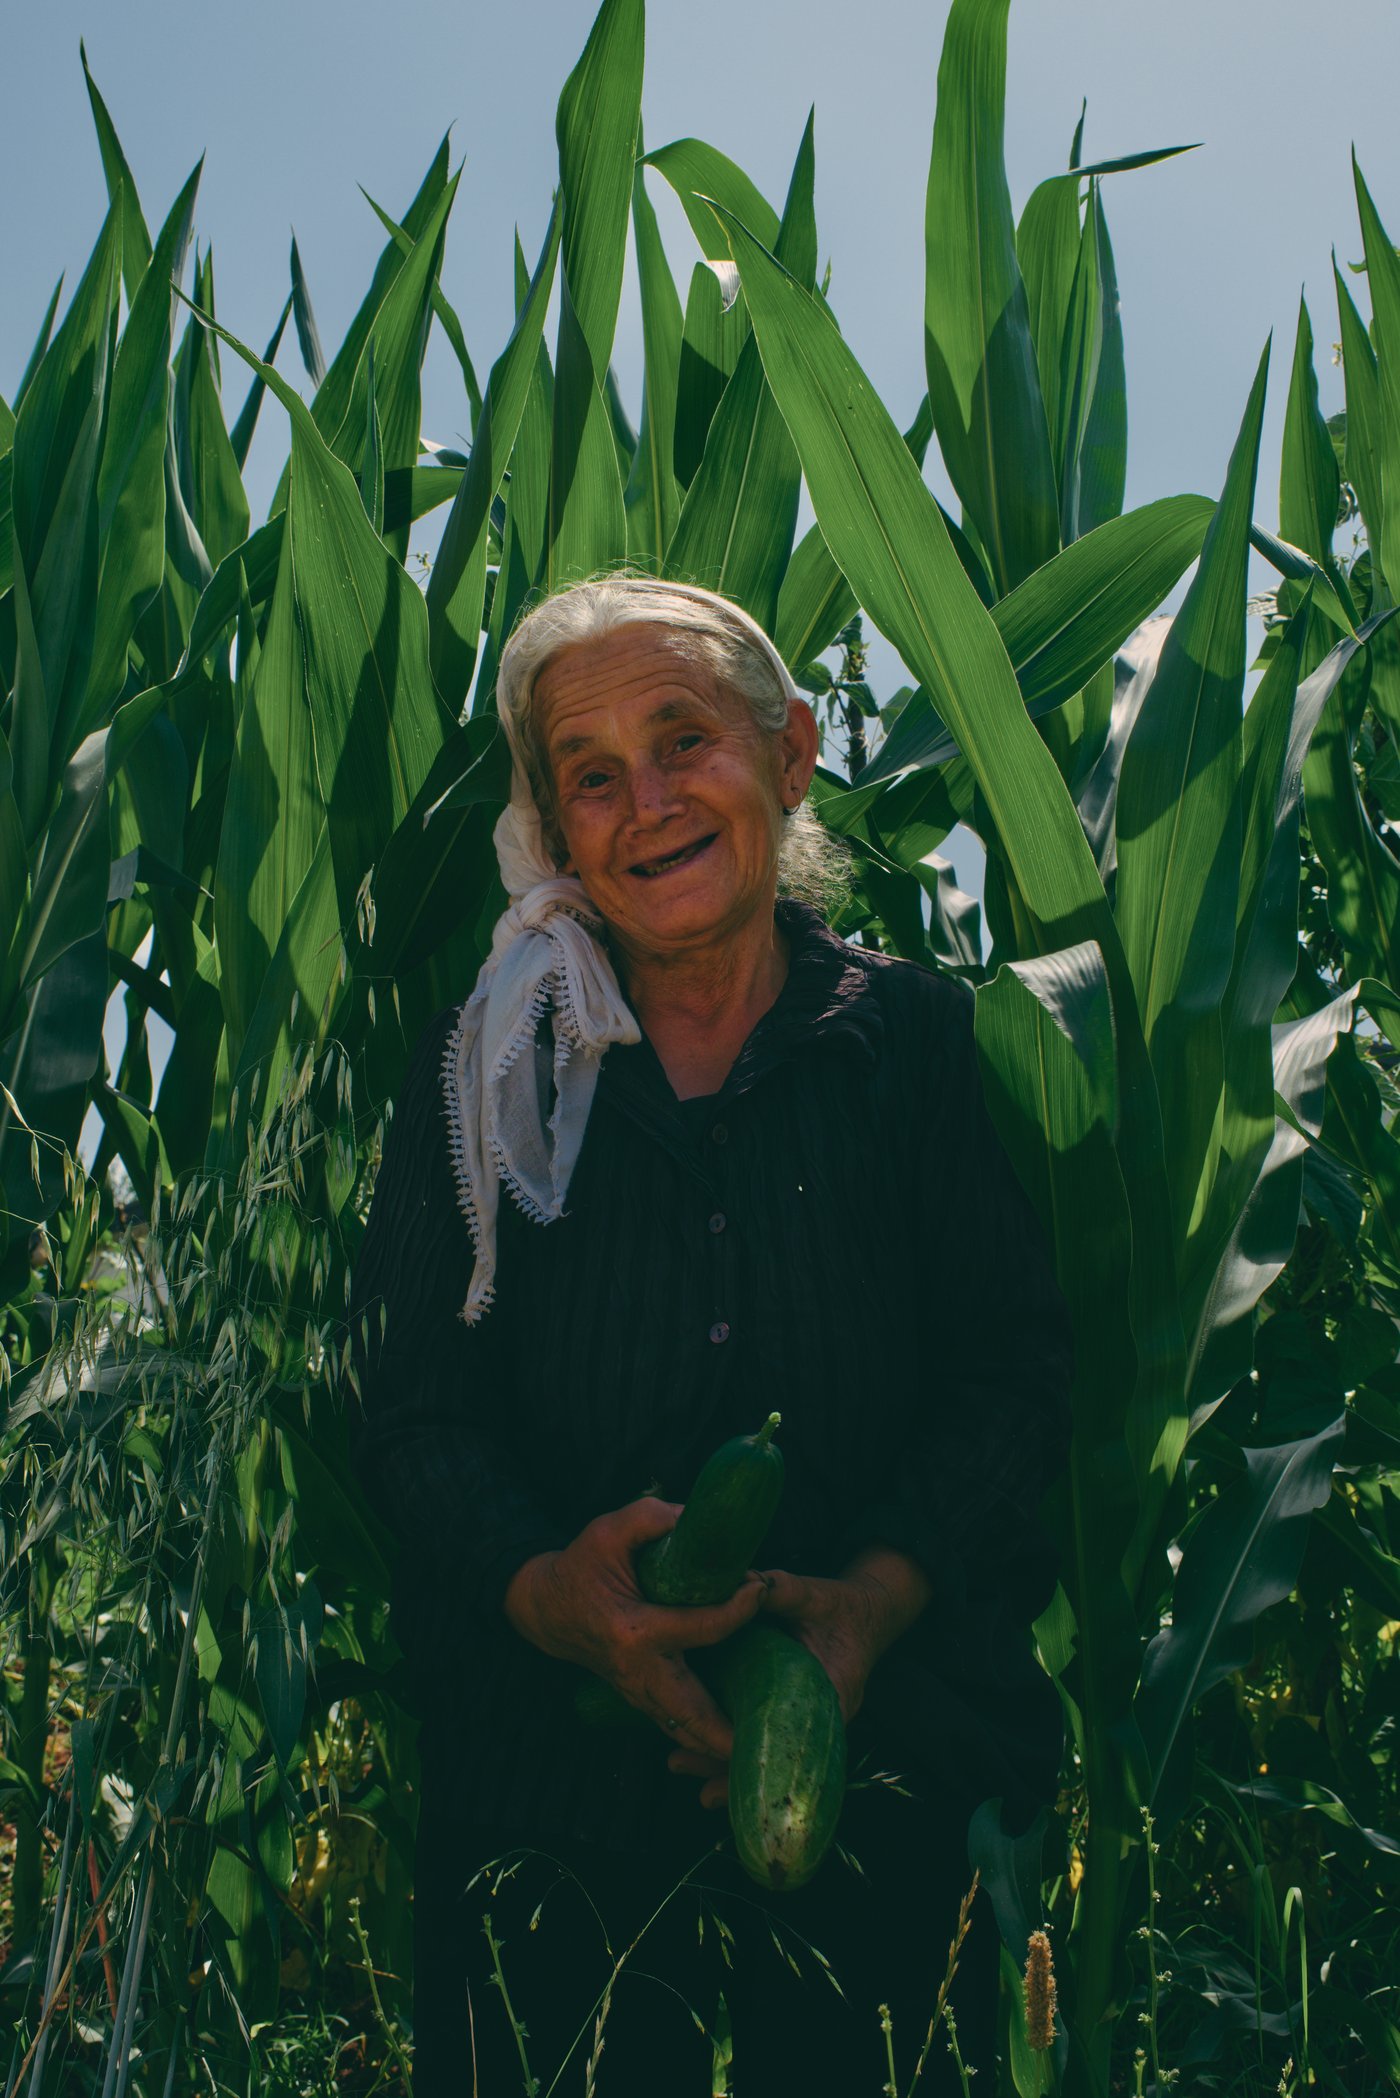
[535,624,817,967]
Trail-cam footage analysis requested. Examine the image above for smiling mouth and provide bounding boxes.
[629,834,718,878]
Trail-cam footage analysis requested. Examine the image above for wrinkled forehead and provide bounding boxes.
[532,622,747,751]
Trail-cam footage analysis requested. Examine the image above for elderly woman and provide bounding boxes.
[350,576,1071,2096]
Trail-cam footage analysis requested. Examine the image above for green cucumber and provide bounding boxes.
[699,1623,846,1891]
[636,1411,784,1606]
[570,1409,847,1891]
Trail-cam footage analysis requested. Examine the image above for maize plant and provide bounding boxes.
[2,0,1399,2091]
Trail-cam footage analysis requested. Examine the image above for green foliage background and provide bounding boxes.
[2,1,1399,2092]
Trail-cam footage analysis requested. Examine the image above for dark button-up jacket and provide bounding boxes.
[349,899,1073,1852]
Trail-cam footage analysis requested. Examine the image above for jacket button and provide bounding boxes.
[710,1122,728,1145]
[708,1320,730,1344]
[708,1212,727,1234]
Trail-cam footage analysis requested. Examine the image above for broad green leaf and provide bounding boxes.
[362,345,385,536]
[214,547,320,1068]
[663,113,816,629]
[1333,256,1384,590]
[1303,638,1400,987]
[719,209,1103,941]
[426,197,561,711]
[1280,293,1352,622]
[975,944,1148,1868]
[644,136,779,259]
[172,268,251,581]
[860,494,1215,783]
[306,134,452,463]
[1057,181,1127,541]
[289,232,326,388]
[8,194,122,838]
[1136,1414,1345,1819]
[229,291,292,469]
[673,262,746,491]
[330,170,461,554]
[1354,159,1400,605]
[774,398,936,674]
[625,153,684,571]
[1115,346,1268,1252]
[359,187,482,427]
[228,827,340,1121]
[16,278,64,410]
[0,930,107,1254]
[556,0,643,369]
[924,0,1058,591]
[80,41,152,304]
[479,241,556,704]
[188,310,453,964]
[546,0,641,585]
[1190,984,1359,1425]
[86,163,200,725]
[1019,137,1195,473]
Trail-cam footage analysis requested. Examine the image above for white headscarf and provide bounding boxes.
[441,579,800,1322]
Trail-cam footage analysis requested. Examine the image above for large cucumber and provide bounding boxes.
[698,1623,846,1892]
[635,1411,784,1606]
[570,1410,846,1890]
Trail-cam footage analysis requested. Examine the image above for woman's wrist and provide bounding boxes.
[503,1549,562,1645]
[839,1545,933,1659]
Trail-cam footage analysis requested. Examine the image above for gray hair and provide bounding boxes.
[496,575,851,917]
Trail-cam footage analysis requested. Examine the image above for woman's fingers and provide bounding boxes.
[755,1566,815,1618]
[645,1573,767,1651]
[665,1750,726,1778]
[634,1652,735,1761]
[607,1495,685,1548]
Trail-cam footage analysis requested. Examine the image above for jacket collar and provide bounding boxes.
[597,899,884,1128]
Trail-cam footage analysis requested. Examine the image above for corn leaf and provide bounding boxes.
[289,233,326,388]
[173,251,251,574]
[80,42,152,305]
[1304,640,1400,987]
[8,195,122,839]
[1279,294,1352,621]
[644,136,778,258]
[924,0,1058,592]
[1333,257,1383,593]
[974,943,1148,1858]
[86,163,200,727]
[625,152,684,572]
[859,494,1215,784]
[1057,181,1127,541]
[425,197,561,711]
[545,0,641,585]
[663,116,815,629]
[306,135,452,464]
[1115,346,1268,1255]
[1354,159,1400,606]
[229,290,294,471]
[673,262,746,492]
[1137,1413,1345,1819]
[359,188,481,427]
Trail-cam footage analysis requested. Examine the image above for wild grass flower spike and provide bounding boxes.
[1024,1929,1057,2051]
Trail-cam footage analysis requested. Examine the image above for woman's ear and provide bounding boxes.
[779,698,821,805]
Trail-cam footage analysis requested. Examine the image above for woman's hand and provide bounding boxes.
[666,1549,933,1808]
[763,1549,933,1718]
[502,1496,764,1769]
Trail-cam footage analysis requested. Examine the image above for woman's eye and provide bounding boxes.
[578,770,611,791]
[673,733,704,755]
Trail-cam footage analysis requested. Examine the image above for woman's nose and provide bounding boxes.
[625,761,682,824]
